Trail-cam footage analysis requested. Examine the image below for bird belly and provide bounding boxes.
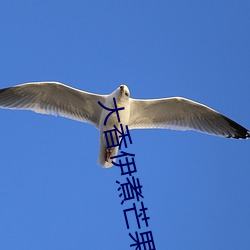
[98,102,130,168]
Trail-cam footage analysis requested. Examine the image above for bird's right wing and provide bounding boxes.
[129,97,249,139]
[0,82,107,127]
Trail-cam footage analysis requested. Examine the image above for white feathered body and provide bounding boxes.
[98,89,131,168]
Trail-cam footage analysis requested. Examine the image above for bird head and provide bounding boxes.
[119,84,130,99]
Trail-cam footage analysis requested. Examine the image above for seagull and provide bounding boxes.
[0,82,249,167]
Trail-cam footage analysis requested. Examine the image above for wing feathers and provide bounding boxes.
[129,97,249,139]
[0,82,106,127]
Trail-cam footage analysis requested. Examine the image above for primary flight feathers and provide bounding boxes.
[0,82,249,167]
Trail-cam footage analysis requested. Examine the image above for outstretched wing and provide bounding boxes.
[129,97,249,139]
[0,82,106,127]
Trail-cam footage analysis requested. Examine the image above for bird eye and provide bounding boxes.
[125,92,129,97]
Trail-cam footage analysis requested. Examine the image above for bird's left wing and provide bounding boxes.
[129,97,249,139]
[0,82,106,127]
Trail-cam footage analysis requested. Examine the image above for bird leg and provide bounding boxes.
[105,148,112,162]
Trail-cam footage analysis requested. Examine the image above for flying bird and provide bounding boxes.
[0,82,249,167]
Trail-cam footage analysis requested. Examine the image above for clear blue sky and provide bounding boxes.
[0,1,249,249]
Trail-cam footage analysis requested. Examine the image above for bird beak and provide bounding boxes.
[120,85,124,93]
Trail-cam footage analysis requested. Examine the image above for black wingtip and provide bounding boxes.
[222,115,250,139]
[0,88,8,94]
